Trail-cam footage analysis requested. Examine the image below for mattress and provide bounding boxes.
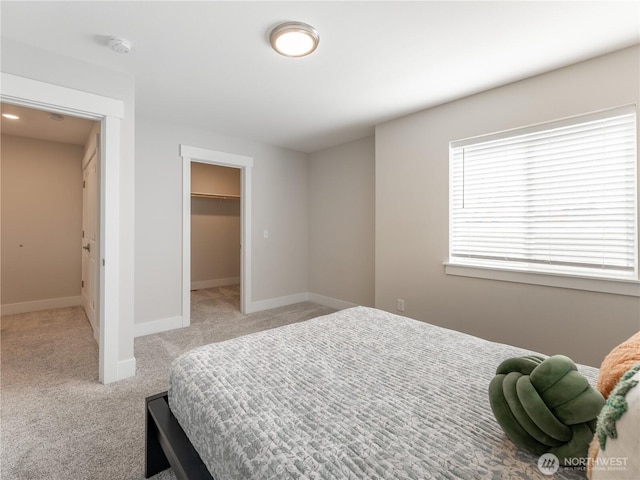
[169,306,598,479]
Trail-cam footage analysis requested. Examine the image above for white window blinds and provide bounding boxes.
[450,106,637,279]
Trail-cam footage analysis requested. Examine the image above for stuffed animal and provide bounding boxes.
[596,331,640,400]
[588,363,639,479]
[587,329,640,479]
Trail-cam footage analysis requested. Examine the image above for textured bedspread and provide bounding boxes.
[169,306,598,479]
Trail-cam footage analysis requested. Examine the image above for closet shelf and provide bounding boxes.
[191,192,240,200]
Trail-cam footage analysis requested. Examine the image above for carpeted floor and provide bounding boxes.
[0,286,336,479]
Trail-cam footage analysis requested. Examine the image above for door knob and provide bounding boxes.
[83,244,91,252]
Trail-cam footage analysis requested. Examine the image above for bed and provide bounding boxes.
[145,306,598,479]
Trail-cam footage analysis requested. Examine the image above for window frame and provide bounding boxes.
[445,105,640,297]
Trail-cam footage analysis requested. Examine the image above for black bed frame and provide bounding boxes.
[145,392,214,480]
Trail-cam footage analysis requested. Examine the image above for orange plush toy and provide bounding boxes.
[597,331,640,400]
[586,330,640,479]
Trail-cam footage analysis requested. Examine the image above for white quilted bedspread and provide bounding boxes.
[169,306,597,480]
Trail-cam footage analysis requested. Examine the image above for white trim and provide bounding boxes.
[444,263,640,297]
[307,293,358,310]
[181,145,254,324]
[1,73,124,119]
[191,277,241,290]
[241,166,253,315]
[134,316,183,338]
[99,116,121,383]
[180,145,253,168]
[182,155,191,327]
[1,73,126,384]
[131,291,352,337]
[0,296,82,316]
[117,357,136,379]
[246,293,310,313]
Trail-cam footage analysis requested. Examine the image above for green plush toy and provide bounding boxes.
[489,355,605,464]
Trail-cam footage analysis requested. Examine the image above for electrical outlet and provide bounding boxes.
[397,299,405,312]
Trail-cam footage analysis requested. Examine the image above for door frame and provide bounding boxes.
[1,73,124,384]
[180,145,254,322]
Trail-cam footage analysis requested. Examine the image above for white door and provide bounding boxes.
[82,139,99,337]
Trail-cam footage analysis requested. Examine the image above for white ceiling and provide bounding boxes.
[1,1,638,153]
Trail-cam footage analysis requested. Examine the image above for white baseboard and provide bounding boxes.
[0,296,82,316]
[191,277,240,290]
[246,292,358,314]
[308,293,358,310]
[246,292,310,314]
[133,293,357,338]
[134,315,183,338]
[117,357,136,380]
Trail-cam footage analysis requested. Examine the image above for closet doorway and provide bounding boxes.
[180,145,254,325]
[190,162,241,311]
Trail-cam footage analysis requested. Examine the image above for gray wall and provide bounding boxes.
[375,46,640,367]
[134,115,309,326]
[309,137,375,306]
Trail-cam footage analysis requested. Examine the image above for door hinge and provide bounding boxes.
[83,180,86,188]
[81,280,84,288]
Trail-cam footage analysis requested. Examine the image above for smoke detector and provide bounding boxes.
[108,36,131,54]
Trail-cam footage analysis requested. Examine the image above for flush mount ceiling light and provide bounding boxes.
[2,113,19,120]
[270,22,319,57]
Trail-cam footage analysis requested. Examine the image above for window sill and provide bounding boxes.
[443,262,640,297]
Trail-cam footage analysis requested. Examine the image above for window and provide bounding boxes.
[449,106,638,285]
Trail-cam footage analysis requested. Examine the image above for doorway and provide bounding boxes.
[1,72,126,383]
[180,145,254,325]
[1,102,100,355]
[190,162,241,313]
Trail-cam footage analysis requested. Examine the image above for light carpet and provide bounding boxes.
[1,286,336,479]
